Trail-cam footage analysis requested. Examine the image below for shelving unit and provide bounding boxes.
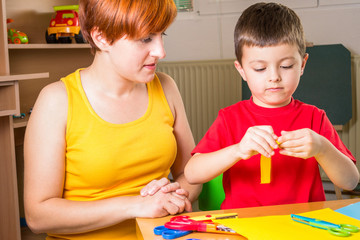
[0,0,94,239]
[8,43,90,49]
[0,0,90,239]
[0,68,50,240]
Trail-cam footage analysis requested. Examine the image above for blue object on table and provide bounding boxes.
[154,225,192,239]
[291,214,359,237]
[335,202,360,220]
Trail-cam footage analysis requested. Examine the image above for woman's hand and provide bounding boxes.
[140,177,172,196]
[136,188,190,218]
[140,177,192,213]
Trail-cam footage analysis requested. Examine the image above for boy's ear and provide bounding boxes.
[234,60,247,81]
[90,28,110,51]
[300,53,309,76]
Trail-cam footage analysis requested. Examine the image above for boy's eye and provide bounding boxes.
[281,64,294,69]
[254,67,265,72]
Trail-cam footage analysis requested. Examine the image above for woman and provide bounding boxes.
[24,0,201,239]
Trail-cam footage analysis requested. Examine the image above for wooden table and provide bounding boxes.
[136,198,360,240]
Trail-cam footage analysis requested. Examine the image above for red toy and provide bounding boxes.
[46,5,86,43]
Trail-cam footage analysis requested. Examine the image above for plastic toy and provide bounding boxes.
[46,5,86,44]
[13,113,25,119]
[7,19,29,44]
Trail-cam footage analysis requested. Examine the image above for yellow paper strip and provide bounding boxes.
[260,155,271,184]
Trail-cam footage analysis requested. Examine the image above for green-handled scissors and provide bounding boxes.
[291,214,359,237]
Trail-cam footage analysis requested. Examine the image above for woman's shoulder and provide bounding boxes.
[155,72,179,99]
[156,71,177,90]
[27,80,68,133]
[34,81,68,121]
[39,81,67,104]
[155,72,182,118]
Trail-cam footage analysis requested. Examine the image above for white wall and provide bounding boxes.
[164,0,360,61]
[6,0,360,61]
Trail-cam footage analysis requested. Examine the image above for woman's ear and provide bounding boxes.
[90,28,110,51]
[234,60,247,81]
[300,53,309,76]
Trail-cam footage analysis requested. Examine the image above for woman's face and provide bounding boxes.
[105,32,167,84]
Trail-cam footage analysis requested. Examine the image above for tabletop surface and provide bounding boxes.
[136,198,360,240]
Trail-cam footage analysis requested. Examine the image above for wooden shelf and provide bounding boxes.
[0,72,49,82]
[13,115,29,128]
[8,43,90,49]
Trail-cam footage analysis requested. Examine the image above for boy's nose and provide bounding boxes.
[268,68,281,82]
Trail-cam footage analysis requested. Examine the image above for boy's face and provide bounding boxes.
[235,43,308,108]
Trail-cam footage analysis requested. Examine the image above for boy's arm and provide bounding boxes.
[185,146,241,184]
[185,126,279,184]
[316,138,359,190]
[278,129,359,190]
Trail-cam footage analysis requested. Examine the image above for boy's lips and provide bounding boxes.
[267,87,283,91]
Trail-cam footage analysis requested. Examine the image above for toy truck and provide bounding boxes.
[46,5,86,43]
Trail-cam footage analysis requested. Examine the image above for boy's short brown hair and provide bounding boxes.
[234,2,306,63]
[79,0,177,53]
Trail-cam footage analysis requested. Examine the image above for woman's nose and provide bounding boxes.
[150,38,166,59]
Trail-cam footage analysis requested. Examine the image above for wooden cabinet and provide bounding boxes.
[0,74,48,240]
[0,1,50,238]
[0,0,92,239]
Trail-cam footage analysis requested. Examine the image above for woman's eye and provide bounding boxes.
[141,37,152,43]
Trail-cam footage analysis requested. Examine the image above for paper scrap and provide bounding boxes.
[260,155,271,184]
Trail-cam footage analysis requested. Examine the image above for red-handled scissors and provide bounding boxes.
[164,215,236,234]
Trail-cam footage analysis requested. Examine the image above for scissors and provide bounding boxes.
[164,215,237,234]
[291,214,359,237]
[154,225,192,239]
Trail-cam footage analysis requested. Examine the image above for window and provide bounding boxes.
[174,0,193,12]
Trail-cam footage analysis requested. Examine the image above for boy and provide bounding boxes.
[184,2,359,209]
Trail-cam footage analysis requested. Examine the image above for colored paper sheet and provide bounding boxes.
[260,155,271,184]
[335,202,360,220]
[214,208,360,240]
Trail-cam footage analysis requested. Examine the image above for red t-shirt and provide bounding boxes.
[192,98,355,209]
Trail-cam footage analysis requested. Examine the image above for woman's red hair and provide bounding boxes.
[79,0,177,53]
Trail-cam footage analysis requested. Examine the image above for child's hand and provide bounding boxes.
[237,125,278,159]
[277,128,323,158]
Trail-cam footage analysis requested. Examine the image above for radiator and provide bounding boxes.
[157,60,242,143]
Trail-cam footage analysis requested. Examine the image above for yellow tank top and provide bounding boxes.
[47,69,177,239]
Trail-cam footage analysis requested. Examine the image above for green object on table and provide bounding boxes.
[198,174,225,211]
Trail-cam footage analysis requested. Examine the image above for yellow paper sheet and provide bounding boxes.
[214,208,360,240]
